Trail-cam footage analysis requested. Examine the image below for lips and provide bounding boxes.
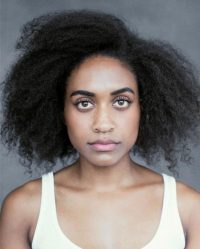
[88,140,120,151]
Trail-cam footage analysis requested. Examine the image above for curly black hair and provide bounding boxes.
[1,9,200,174]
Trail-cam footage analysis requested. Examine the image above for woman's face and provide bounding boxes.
[64,55,140,167]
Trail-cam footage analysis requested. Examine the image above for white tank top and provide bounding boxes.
[32,172,185,249]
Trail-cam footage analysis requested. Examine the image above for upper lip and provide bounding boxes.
[88,139,120,145]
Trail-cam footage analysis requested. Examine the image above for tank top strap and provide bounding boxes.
[161,173,185,242]
[41,171,59,226]
[32,171,58,248]
[162,173,180,218]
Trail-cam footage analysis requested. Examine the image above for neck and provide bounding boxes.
[73,155,140,192]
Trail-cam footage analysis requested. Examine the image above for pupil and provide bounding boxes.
[82,101,88,107]
[119,100,124,105]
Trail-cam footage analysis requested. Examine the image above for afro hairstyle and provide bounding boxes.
[1,9,200,173]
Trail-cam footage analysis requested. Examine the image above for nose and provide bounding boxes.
[92,106,115,133]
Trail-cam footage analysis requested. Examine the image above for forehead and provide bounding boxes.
[66,55,138,93]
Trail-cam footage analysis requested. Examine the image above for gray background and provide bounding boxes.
[0,0,200,204]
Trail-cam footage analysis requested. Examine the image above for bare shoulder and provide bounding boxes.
[0,177,42,247]
[176,180,200,246]
[176,180,200,215]
[1,177,42,217]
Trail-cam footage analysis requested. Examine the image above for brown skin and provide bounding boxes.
[64,55,141,190]
[0,55,200,249]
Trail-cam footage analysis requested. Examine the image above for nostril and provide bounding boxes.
[92,109,115,133]
[93,125,114,133]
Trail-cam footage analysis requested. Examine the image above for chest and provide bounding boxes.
[55,187,163,249]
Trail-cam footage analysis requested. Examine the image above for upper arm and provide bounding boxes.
[0,181,40,249]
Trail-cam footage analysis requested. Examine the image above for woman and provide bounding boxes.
[0,9,200,249]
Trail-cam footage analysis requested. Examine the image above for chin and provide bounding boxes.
[86,154,123,167]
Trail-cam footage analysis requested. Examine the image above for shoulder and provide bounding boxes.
[0,177,42,244]
[1,177,42,216]
[2,177,41,208]
[175,179,200,245]
[176,179,200,219]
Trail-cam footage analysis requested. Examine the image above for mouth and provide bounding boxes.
[88,140,120,152]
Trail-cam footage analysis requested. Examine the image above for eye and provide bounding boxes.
[74,98,94,111]
[113,96,132,109]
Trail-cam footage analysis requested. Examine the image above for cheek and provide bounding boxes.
[119,108,140,146]
[64,109,91,139]
[118,107,140,130]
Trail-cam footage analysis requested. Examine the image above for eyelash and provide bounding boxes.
[74,98,94,111]
[74,96,133,111]
[113,96,132,106]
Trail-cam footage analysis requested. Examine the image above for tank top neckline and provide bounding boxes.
[50,172,168,249]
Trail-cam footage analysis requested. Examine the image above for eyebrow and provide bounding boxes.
[70,87,135,97]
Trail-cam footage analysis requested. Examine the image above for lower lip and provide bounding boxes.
[89,143,119,151]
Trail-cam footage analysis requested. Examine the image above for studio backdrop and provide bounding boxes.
[0,0,200,204]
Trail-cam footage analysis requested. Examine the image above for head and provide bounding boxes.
[64,54,140,167]
[1,10,199,173]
